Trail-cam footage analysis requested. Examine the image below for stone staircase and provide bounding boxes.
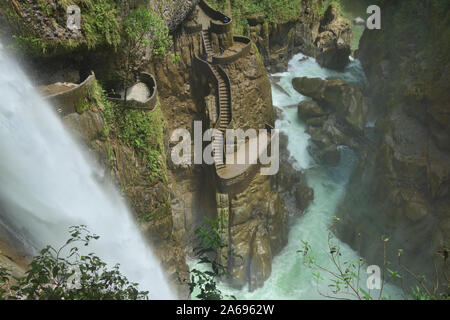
[201,30,231,171]
[196,0,262,195]
[202,30,213,59]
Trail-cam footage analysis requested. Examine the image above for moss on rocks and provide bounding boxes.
[207,0,307,35]
[0,0,122,57]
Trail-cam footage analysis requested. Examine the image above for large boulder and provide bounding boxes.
[275,132,314,212]
[292,76,366,167]
[297,100,326,119]
[292,77,327,100]
[292,77,366,133]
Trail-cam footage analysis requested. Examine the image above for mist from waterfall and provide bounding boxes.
[0,43,174,299]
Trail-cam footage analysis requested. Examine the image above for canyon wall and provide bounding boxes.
[336,0,450,292]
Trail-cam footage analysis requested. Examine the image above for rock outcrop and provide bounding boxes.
[292,76,367,166]
[315,5,353,70]
[275,133,314,211]
[227,174,286,291]
[246,1,352,72]
[246,0,323,72]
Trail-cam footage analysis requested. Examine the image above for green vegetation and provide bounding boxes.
[73,78,170,224]
[75,79,106,114]
[207,0,304,35]
[11,35,48,56]
[187,218,237,300]
[321,0,341,15]
[0,226,148,300]
[83,0,121,50]
[102,98,168,185]
[72,73,168,188]
[122,8,172,57]
[118,7,172,99]
[74,79,170,223]
[299,218,450,300]
[1,0,172,58]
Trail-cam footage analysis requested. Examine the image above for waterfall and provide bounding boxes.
[0,43,174,299]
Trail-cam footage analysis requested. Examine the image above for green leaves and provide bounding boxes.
[387,268,402,279]
[118,6,172,93]
[0,226,148,300]
[207,0,302,35]
[102,98,168,185]
[83,0,121,49]
[123,8,172,57]
[187,218,238,300]
[410,286,431,300]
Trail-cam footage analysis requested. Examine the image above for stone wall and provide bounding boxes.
[44,73,96,117]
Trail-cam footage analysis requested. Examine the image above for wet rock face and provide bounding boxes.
[337,103,450,288]
[275,132,314,212]
[336,0,450,290]
[248,20,297,73]
[222,44,274,130]
[315,5,353,70]
[298,100,325,119]
[292,76,366,166]
[292,77,366,133]
[228,174,287,291]
[145,28,214,258]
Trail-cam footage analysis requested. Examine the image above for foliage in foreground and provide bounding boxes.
[0,226,148,300]
[186,218,237,300]
[299,217,450,300]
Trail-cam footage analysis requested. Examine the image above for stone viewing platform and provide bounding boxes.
[107,72,158,111]
[39,72,96,117]
[215,130,274,194]
[211,36,252,65]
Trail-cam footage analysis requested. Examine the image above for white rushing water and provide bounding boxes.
[211,53,401,299]
[0,44,174,299]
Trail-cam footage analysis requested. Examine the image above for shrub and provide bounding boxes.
[0,226,148,300]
